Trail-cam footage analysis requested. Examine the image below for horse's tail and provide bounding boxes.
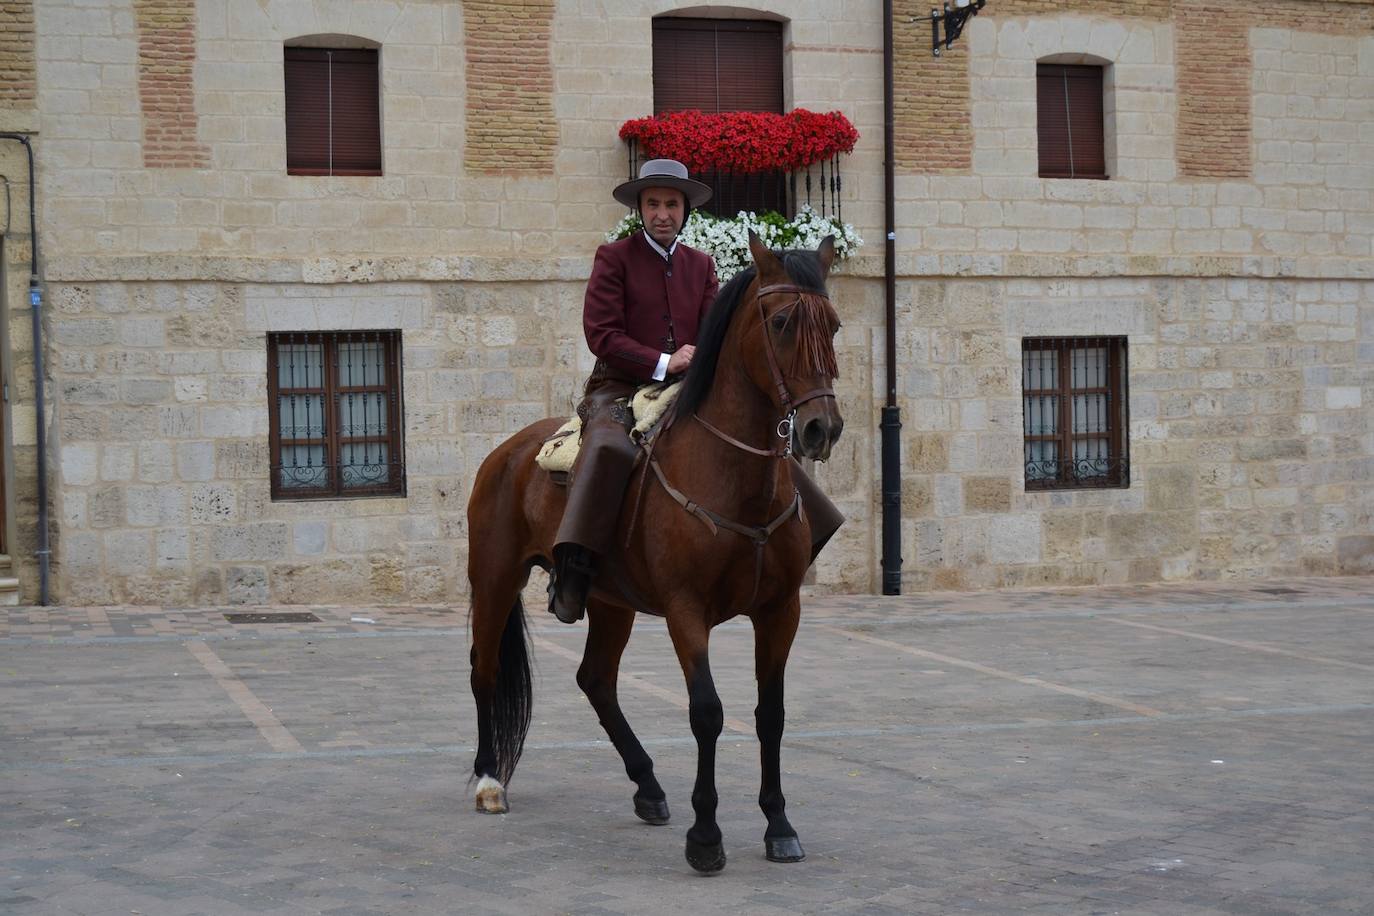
[490,596,534,785]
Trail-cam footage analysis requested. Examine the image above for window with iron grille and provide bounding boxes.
[284,47,382,176]
[267,331,405,500]
[1036,63,1107,180]
[1022,337,1129,490]
[652,17,787,217]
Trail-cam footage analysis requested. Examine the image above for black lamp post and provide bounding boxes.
[931,0,986,56]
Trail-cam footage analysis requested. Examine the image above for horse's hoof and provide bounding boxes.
[765,835,806,863]
[634,795,670,825]
[474,775,508,814]
[685,838,727,874]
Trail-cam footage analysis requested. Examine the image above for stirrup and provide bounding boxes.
[548,548,595,623]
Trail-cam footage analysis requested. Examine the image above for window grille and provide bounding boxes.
[267,331,405,500]
[1022,336,1128,490]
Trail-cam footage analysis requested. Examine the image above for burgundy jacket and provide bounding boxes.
[583,232,719,381]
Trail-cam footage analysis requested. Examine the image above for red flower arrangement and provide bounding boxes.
[619,109,859,175]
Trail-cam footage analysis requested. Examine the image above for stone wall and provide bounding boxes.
[26,0,1374,261]
[898,273,1373,589]
[6,0,1374,601]
[37,265,1373,603]
[39,269,872,604]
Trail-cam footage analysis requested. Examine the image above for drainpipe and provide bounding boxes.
[1,133,50,605]
[880,2,903,595]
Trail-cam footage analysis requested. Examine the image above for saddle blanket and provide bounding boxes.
[536,380,681,472]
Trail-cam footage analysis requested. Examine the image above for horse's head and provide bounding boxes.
[743,231,844,461]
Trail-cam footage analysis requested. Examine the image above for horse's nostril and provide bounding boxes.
[802,420,826,452]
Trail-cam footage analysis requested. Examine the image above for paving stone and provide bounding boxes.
[1,577,1372,914]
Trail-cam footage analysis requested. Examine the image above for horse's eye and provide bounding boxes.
[771,313,789,332]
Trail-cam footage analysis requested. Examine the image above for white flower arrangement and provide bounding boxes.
[606,205,864,282]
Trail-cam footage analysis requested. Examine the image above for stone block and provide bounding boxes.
[226,566,269,605]
[175,378,208,402]
[216,440,270,478]
[156,528,191,572]
[62,379,117,405]
[907,434,949,473]
[293,521,328,556]
[100,445,136,482]
[60,531,103,576]
[54,318,116,346]
[210,523,289,561]
[106,529,152,576]
[269,559,369,604]
[964,476,1012,513]
[989,513,1041,565]
[176,441,216,481]
[127,485,187,527]
[1043,513,1086,561]
[1145,465,1197,511]
[1106,511,1197,559]
[190,485,236,523]
[138,441,174,483]
[61,444,99,486]
[1237,438,1307,461]
[122,378,174,405]
[89,487,125,529]
[1336,536,1374,573]
[901,476,933,518]
[118,317,166,348]
[934,474,963,517]
[1326,387,1362,409]
[201,406,267,437]
[159,406,199,438]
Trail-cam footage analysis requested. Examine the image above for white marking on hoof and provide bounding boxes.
[474,775,508,814]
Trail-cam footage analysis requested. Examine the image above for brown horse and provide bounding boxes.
[465,232,843,873]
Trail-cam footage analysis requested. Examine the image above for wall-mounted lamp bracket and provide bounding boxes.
[928,0,985,57]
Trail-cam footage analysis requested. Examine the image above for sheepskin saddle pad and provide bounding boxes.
[536,380,681,473]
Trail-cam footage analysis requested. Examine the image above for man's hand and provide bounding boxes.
[666,344,696,375]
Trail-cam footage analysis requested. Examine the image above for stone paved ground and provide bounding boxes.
[3,577,1373,915]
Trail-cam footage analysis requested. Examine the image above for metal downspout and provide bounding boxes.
[0,133,50,605]
[880,3,903,595]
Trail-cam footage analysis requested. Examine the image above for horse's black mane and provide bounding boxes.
[674,249,828,419]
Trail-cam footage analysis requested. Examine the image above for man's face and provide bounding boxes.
[640,188,686,248]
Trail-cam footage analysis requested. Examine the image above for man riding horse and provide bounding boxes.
[548,158,844,624]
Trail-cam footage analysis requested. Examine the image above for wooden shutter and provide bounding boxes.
[652,19,783,114]
[328,49,382,175]
[1037,64,1106,180]
[284,47,381,176]
[284,48,331,173]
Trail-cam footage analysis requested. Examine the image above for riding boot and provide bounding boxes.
[548,544,596,624]
[792,458,845,563]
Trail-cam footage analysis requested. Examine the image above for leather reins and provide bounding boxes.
[633,280,838,611]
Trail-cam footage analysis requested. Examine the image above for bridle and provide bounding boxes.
[693,281,838,460]
[625,276,841,610]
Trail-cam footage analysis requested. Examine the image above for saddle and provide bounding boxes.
[535,380,681,477]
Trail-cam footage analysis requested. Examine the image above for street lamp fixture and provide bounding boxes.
[930,0,985,57]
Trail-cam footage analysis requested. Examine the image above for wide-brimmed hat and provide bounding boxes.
[613,158,713,209]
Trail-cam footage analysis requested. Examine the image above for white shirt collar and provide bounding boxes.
[642,230,678,262]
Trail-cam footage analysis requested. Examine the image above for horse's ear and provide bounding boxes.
[816,235,836,277]
[748,230,781,275]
